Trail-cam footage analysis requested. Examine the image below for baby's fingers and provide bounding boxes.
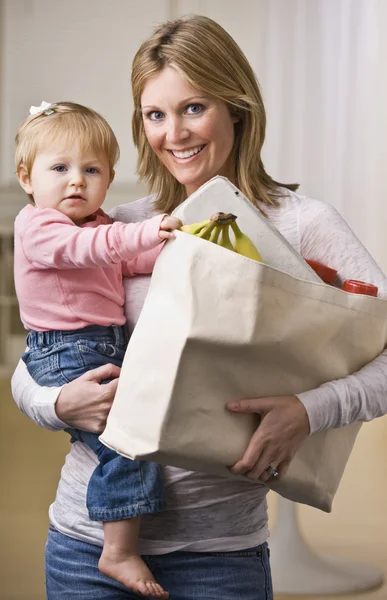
[159,230,176,240]
[160,216,182,231]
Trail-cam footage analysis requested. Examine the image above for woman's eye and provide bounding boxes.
[53,165,66,172]
[148,111,164,121]
[186,104,203,115]
[86,167,99,174]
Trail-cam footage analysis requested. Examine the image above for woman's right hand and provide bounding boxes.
[55,363,120,433]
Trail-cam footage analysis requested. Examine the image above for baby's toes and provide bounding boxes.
[147,582,169,598]
[136,581,152,597]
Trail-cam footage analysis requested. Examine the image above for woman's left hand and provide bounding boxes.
[227,395,310,483]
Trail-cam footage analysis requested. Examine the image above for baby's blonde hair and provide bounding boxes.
[15,102,120,178]
[132,15,298,214]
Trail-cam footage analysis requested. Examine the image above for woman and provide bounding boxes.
[12,15,387,600]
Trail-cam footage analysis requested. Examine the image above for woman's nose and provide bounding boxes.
[166,117,189,144]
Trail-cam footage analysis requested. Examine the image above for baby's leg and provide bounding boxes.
[86,451,167,598]
[99,518,169,598]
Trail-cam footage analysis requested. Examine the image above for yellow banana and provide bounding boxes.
[230,221,262,262]
[218,223,234,251]
[196,219,217,240]
[180,212,262,263]
[209,225,221,243]
[180,219,210,235]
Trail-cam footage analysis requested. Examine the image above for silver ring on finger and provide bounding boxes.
[266,465,279,478]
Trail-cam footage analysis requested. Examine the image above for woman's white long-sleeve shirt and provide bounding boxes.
[11,190,387,553]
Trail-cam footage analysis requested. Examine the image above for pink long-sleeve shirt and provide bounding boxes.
[14,205,165,331]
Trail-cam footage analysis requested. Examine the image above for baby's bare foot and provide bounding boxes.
[99,551,169,598]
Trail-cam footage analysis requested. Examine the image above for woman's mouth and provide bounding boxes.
[170,145,205,160]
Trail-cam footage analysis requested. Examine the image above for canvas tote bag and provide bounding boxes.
[100,178,387,512]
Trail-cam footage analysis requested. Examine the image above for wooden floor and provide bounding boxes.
[1,376,387,600]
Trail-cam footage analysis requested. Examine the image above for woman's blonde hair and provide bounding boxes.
[15,102,120,178]
[132,14,298,214]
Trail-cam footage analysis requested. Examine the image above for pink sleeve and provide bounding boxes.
[122,243,165,277]
[16,208,165,270]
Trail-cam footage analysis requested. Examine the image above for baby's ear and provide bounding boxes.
[109,169,115,187]
[17,166,33,195]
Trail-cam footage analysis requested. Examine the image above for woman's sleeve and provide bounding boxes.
[11,358,67,431]
[296,197,387,433]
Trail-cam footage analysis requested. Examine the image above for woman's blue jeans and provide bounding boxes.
[45,526,273,600]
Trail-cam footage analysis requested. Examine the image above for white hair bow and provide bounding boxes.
[29,101,55,116]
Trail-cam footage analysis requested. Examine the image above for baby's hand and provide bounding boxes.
[159,216,183,240]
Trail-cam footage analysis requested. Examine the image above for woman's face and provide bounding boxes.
[141,65,239,197]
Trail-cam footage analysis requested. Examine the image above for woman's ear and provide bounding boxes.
[17,166,33,195]
[229,108,240,125]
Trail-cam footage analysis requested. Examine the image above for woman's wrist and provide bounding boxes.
[296,386,341,434]
[54,384,72,426]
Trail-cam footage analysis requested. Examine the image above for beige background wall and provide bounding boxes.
[1,1,387,599]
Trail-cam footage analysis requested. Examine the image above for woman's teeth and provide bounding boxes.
[172,145,204,159]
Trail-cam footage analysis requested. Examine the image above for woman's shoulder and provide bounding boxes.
[273,187,330,211]
[270,188,340,224]
[108,194,158,224]
[260,188,341,251]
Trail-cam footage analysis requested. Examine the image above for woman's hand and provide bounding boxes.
[159,216,182,239]
[55,363,121,433]
[227,395,310,483]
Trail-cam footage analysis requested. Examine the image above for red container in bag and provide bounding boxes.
[305,259,337,285]
[342,279,378,297]
[306,259,378,296]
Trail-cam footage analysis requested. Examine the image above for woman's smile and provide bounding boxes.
[168,144,206,161]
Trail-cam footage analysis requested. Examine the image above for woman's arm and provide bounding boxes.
[298,198,387,432]
[11,359,66,430]
[297,351,387,433]
[228,198,387,481]
[11,359,120,433]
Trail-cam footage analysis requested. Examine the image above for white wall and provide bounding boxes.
[0,0,386,267]
[0,0,172,185]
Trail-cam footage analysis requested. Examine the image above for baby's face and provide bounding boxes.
[19,142,113,225]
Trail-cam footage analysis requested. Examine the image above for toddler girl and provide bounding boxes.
[14,101,181,598]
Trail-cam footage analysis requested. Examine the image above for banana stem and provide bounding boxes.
[211,212,237,226]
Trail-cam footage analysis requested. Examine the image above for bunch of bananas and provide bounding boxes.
[180,212,262,262]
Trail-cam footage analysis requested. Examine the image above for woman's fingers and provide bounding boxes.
[102,377,119,396]
[229,424,267,475]
[82,363,121,383]
[55,364,121,432]
[228,395,310,482]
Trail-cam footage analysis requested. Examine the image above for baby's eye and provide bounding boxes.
[53,165,67,172]
[186,104,204,115]
[148,111,164,121]
[86,167,99,174]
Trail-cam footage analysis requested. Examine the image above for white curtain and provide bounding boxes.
[250,0,387,269]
